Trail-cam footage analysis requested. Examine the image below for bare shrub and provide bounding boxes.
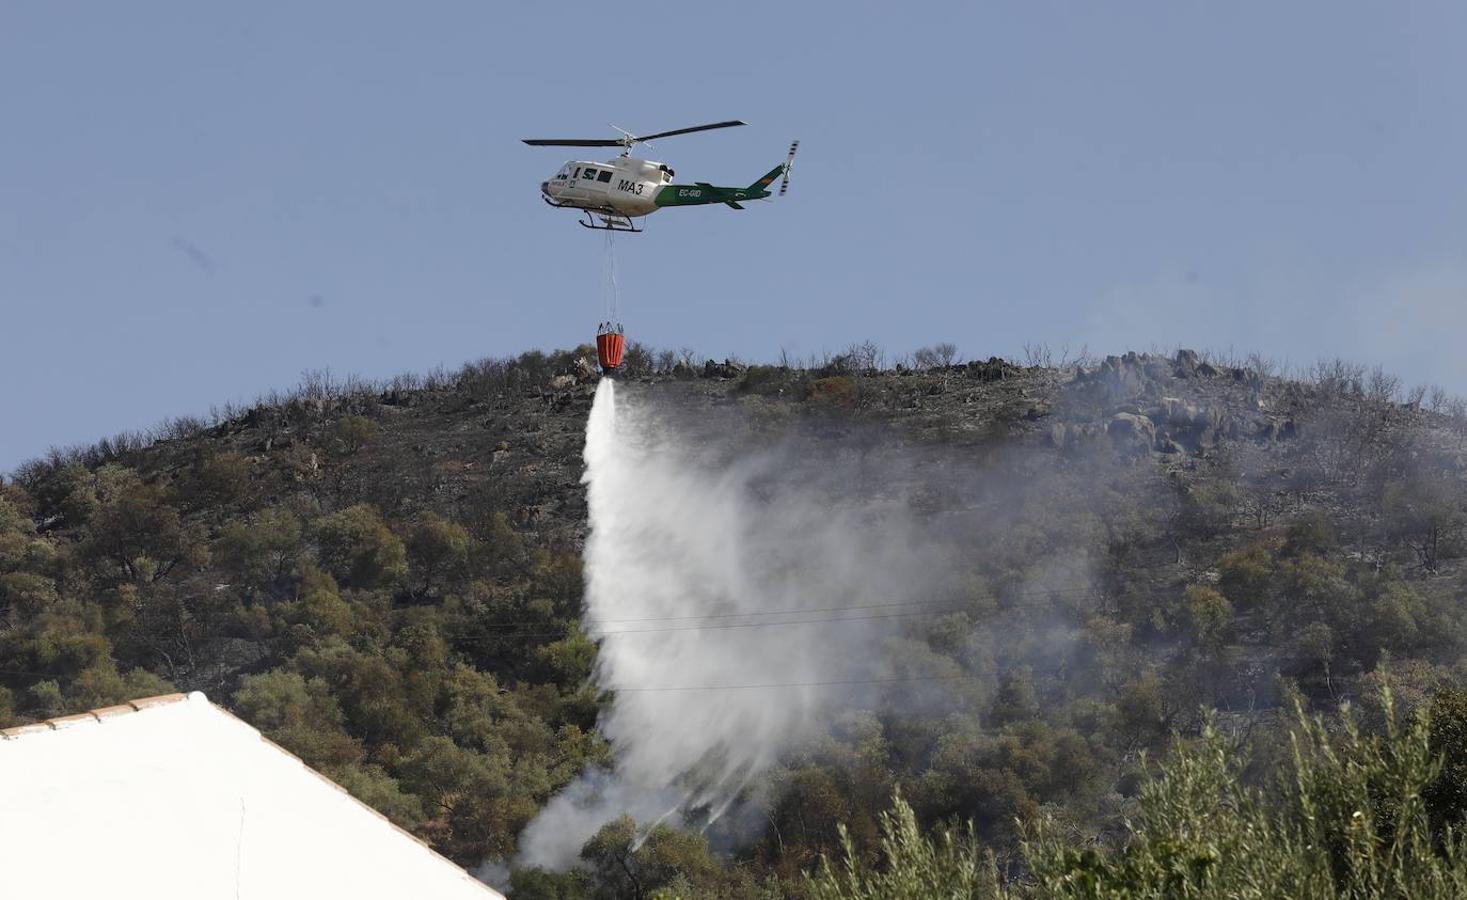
[912,344,958,371]
[1365,366,1402,406]
[1245,352,1277,381]
[1405,384,1428,409]
[847,340,885,373]
[1024,342,1090,369]
[421,366,451,392]
[620,342,654,376]
[1427,385,1449,414]
[1022,343,1053,368]
[1310,358,1366,399]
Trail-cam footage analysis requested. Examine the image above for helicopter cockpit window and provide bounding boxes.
[596,170,613,183]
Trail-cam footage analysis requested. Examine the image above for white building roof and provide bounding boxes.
[0,692,504,900]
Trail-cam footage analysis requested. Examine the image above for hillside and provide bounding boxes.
[4,345,1467,898]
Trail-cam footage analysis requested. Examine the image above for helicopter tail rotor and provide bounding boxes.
[779,140,799,196]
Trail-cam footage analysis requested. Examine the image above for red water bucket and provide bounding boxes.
[596,326,625,371]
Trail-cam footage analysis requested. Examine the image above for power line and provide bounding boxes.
[570,597,978,624]
[0,590,1105,686]
[581,604,982,635]
[441,601,1091,643]
[443,596,966,633]
[606,673,982,693]
[438,586,1103,640]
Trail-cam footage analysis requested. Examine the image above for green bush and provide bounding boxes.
[805,789,1001,900]
[314,504,407,589]
[805,690,1467,899]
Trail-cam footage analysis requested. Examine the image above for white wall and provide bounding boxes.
[0,692,504,900]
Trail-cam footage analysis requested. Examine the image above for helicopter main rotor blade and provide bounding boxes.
[631,120,747,142]
[522,138,625,147]
[522,121,746,148]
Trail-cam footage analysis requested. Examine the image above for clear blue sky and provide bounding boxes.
[3,1,1465,470]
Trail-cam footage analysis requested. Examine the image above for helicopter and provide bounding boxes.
[524,121,797,232]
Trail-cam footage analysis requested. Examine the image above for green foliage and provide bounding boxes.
[408,513,470,596]
[1116,670,1168,745]
[314,503,407,588]
[737,365,804,398]
[179,450,251,507]
[333,415,380,454]
[65,658,174,710]
[214,506,302,589]
[1427,688,1467,831]
[328,763,426,829]
[288,564,353,637]
[1026,693,1467,899]
[28,679,65,718]
[1176,480,1238,539]
[805,790,1001,900]
[1181,585,1232,654]
[1217,543,1276,611]
[579,815,747,900]
[1381,468,1467,572]
[233,669,363,769]
[1,571,59,621]
[989,666,1038,726]
[812,693,1467,899]
[510,867,592,900]
[79,467,204,583]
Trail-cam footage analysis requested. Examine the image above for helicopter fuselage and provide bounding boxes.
[541,156,670,218]
[540,155,774,226]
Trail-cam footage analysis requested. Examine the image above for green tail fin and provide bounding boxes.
[747,164,785,192]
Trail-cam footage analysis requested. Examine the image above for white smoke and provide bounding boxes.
[515,379,941,869]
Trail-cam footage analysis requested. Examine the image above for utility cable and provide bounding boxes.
[603,230,621,321]
[439,585,1102,633]
[445,604,985,642]
[605,673,982,693]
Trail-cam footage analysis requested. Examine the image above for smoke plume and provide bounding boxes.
[516,379,947,869]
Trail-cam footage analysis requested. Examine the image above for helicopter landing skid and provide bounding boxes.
[577,210,641,233]
[540,196,641,233]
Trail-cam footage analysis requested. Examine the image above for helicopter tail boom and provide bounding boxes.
[651,149,798,210]
[747,163,786,192]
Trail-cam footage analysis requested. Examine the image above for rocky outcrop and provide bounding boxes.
[1108,412,1157,455]
[1048,422,1104,451]
[702,359,747,379]
[965,357,1022,382]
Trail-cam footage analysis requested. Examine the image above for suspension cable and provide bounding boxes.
[603,230,621,323]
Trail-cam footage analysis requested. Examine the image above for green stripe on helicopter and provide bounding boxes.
[654,184,765,208]
[653,166,785,209]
